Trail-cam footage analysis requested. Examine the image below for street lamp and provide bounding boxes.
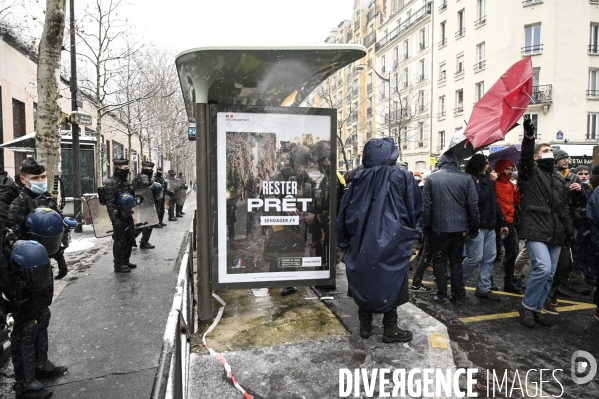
[355,64,399,160]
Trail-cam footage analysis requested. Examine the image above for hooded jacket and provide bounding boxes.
[422,154,479,233]
[517,136,574,245]
[494,160,520,225]
[336,138,422,313]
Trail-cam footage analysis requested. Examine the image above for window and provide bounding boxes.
[476,81,485,102]
[404,39,410,59]
[457,9,465,37]
[590,24,599,53]
[439,131,446,150]
[419,28,426,50]
[415,161,426,171]
[381,55,386,73]
[419,59,425,80]
[533,67,540,87]
[418,122,425,145]
[589,69,599,97]
[439,21,447,47]
[394,46,399,63]
[588,113,599,139]
[457,54,464,72]
[439,62,447,80]
[418,90,425,111]
[12,99,26,138]
[455,90,464,113]
[475,0,486,27]
[475,42,486,70]
[439,96,446,117]
[524,24,542,54]
[403,67,409,88]
[522,113,539,139]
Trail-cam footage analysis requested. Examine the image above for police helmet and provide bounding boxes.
[118,193,135,209]
[289,145,311,166]
[152,182,163,192]
[63,217,78,229]
[310,141,331,163]
[25,208,64,255]
[11,240,52,290]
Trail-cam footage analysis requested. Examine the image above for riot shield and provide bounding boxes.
[167,178,182,192]
[133,188,159,228]
[175,186,187,205]
[87,197,113,238]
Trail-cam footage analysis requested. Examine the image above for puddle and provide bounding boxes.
[192,286,348,352]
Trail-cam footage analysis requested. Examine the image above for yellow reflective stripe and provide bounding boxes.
[336,171,346,187]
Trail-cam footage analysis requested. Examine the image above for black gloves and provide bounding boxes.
[523,117,535,137]
[468,226,480,239]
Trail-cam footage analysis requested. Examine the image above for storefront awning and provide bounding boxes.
[0,132,97,151]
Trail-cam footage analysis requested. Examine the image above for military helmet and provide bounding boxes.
[152,182,163,192]
[311,141,331,163]
[11,240,52,290]
[118,193,135,209]
[25,208,64,256]
[289,145,311,166]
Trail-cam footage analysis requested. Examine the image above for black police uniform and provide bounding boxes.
[0,171,20,329]
[176,173,186,217]
[166,171,178,221]
[5,158,66,398]
[104,158,136,273]
[132,161,155,249]
[152,168,167,226]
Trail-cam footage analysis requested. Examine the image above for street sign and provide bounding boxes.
[556,130,564,140]
[490,146,506,153]
[71,111,92,126]
[350,154,355,159]
[76,90,83,108]
[132,154,138,162]
[188,126,197,141]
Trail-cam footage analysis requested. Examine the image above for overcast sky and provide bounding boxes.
[129,0,352,53]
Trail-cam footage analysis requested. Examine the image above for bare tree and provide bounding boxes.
[36,0,67,189]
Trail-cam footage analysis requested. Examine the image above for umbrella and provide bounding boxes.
[464,57,534,148]
[488,144,521,170]
[441,127,480,160]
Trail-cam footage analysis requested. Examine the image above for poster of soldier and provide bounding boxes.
[214,108,336,285]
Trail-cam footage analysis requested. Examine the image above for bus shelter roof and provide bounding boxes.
[175,45,367,123]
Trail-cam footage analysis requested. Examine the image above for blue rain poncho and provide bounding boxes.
[336,138,423,313]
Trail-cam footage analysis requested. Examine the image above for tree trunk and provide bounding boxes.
[36,0,66,191]
[95,62,104,187]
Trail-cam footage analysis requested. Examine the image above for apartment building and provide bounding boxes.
[0,32,142,191]
[432,0,599,167]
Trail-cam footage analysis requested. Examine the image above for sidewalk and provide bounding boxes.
[189,261,457,399]
[0,198,196,398]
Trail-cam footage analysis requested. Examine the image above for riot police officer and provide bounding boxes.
[0,168,20,330]
[104,158,137,273]
[132,161,156,249]
[176,172,187,217]
[152,167,167,227]
[166,170,178,222]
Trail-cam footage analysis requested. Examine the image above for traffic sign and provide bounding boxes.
[71,111,92,126]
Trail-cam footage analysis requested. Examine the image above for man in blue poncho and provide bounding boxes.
[336,138,423,343]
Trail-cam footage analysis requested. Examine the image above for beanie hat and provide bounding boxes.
[553,149,569,161]
[495,159,515,174]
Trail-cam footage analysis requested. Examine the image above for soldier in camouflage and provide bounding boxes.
[132,161,156,249]
[104,158,137,273]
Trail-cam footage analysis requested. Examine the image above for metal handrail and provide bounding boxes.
[150,217,196,399]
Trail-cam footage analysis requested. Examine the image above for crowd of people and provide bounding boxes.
[336,119,599,343]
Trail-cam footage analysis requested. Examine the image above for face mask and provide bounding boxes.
[156,172,162,177]
[115,168,130,179]
[540,153,554,159]
[414,176,421,181]
[26,179,47,194]
[142,169,153,178]
[582,180,590,185]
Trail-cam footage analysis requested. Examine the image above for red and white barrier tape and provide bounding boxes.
[203,292,253,399]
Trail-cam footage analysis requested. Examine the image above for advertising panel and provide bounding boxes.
[211,105,337,288]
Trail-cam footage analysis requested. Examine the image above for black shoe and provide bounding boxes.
[410,284,434,293]
[450,296,466,304]
[132,242,138,248]
[281,287,297,296]
[490,283,499,291]
[125,262,137,269]
[503,281,522,294]
[140,242,155,249]
[475,290,501,301]
[55,267,68,280]
[153,224,163,229]
[519,307,536,328]
[180,211,186,215]
[315,285,337,290]
[169,218,178,221]
[359,322,372,338]
[114,265,131,273]
[533,312,551,327]
[176,214,184,218]
[15,380,52,399]
[514,275,526,288]
[382,325,413,343]
[36,361,68,379]
[433,295,448,303]
[160,222,168,226]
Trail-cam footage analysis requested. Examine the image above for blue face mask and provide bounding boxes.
[25,178,47,194]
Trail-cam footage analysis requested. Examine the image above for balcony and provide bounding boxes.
[438,1,447,12]
[454,106,464,116]
[530,85,552,104]
[521,44,543,55]
[587,90,599,99]
[438,38,447,48]
[454,69,465,80]
[455,28,465,39]
[375,4,431,52]
[437,111,446,120]
[523,0,543,6]
[363,33,376,48]
[474,15,487,28]
[474,60,486,72]
[367,7,376,23]
[589,44,599,54]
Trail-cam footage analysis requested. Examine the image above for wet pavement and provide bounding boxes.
[0,196,195,398]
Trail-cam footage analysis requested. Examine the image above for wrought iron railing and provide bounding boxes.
[587,89,599,97]
[531,84,552,103]
[589,44,599,54]
[438,1,447,12]
[455,28,466,38]
[438,38,447,48]
[474,60,486,72]
[474,15,487,28]
[375,4,430,52]
[454,106,464,116]
[521,44,543,55]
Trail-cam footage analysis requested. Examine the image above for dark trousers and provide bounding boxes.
[413,232,433,286]
[155,198,165,223]
[112,216,135,266]
[176,204,184,215]
[11,312,38,385]
[140,226,153,244]
[432,231,466,299]
[502,225,519,283]
[168,199,176,219]
[358,306,397,327]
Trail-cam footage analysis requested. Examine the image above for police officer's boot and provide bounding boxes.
[54,258,68,280]
[14,380,52,399]
[114,264,131,273]
[140,242,155,249]
[36,360,67,379]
